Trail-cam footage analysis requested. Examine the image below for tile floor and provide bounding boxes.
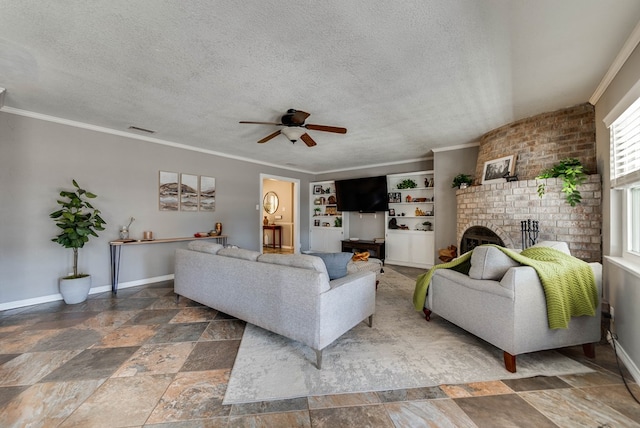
[0,267,639,427]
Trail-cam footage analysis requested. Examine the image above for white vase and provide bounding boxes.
[59,275,91,304]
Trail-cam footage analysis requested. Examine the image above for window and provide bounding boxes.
[609,93,640,263]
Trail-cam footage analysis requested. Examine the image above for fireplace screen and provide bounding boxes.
[460,226,504,253]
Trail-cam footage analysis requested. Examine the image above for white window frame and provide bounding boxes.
[605,78,640,266]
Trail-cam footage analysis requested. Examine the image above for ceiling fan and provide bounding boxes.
[239,109,347,147]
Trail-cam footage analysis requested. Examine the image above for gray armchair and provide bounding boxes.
[424,242,601,372]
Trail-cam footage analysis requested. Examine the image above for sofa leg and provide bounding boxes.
[368,314,373,327]
[582,342,596,359]
[175,294,180,304]
[423,308,432,321]
[503,351,516,373]
[315,349,323,369]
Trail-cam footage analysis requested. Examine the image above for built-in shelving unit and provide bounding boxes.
[385,171,435,268]
[309,181,348,252]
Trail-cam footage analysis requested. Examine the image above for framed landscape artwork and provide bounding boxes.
[159,171,179,211]
[199,176,216,211]
[482,155,516,184]
[180,174,198,211]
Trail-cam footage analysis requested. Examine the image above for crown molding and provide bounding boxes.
[431,141,479,153]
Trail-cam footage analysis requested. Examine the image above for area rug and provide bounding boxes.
[223,266,593,404]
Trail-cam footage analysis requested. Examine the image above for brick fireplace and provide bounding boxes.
[456,175,602,262]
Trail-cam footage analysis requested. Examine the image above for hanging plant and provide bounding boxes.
[536,158,587,206]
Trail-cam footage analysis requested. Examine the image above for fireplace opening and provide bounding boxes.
[460,226,504,253]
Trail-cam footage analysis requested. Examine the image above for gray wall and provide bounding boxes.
[594,43,640,376]
[434,146,479,259]
[0,112,312,305]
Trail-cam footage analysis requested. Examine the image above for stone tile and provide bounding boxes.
[0,328,62,353]
[0,385,29,408]
[520,387,640,427]
[0,379,105,427]
[41,347,139,382]
[214,311,237,320]
[308,392,381,409]
[455,394,557,427]
[76,310,140,330]
[228,410,311,427]
[0,350,80,386]
[559,368,625,388]
[147,296,192,309]
[110,297,157,311]
[309,405,395,428]
[376,386,447,402]
[60,374,174,427]
[30,327,103,351]
[580,383,640,422]
[200,320,246,341]
[180,340,240,371]
[0,354,19,365]
[128,287,175,298]
[148,322,209,344]
[441,380,513,398]
[501,375,572,392]
[93,324,160,348]
[26,311,98,330]
[171,307,219,323]
[146,370,231,423]
[229,397,308,416]
[146,419,228,427]
[385,399,478,427]
[125,309,181,325]
[112,342,196,377]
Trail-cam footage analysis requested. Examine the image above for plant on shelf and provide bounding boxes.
[334,217,342,227]
[536,158,587,206]
[314,207,321,216]
[50,179,106,304]
[397,178,417,189]
[451,174,473,189]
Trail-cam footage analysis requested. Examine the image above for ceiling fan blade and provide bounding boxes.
[257,130,281,144]
[300,133,317,147]
[239,121,283,125]
[305,124,347,134]
[290,110,310,124]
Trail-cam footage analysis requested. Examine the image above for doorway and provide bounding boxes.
[260,174,300,254]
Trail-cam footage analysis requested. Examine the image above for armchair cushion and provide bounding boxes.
[469,245,520,280]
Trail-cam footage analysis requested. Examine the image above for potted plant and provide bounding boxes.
[397,179,417,189]
[536,158,587,206]
[50,180,106,304]
[452,174,473,189]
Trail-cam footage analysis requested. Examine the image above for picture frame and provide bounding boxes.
[481,155,516,184]
[389,208,396,216]
[313,184,324,195]
[199,176,216,211]
[180,173,198,211]
[159,171,179,211]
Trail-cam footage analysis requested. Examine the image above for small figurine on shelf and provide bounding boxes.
[406,195,412,202]
[263,216,269,225]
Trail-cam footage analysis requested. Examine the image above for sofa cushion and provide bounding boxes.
[530,241,571,255]
[187,241,224,254]
[309,252,353,280]
[217,247,261,261]
[469,245,520,280]
[257,253,329,278]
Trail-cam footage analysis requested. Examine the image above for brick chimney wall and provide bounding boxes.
[458,103,602,262]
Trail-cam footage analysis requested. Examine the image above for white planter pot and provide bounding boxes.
[59,275,91,304]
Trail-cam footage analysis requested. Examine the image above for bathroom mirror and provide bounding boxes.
[263,191,279,214]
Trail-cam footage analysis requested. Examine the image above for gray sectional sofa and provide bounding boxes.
[174,241,377,368]
[425,241,602,372]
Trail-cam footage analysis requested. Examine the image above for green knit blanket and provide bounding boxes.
[413,245,598,329]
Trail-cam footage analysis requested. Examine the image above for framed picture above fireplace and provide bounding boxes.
[482,155,516,184]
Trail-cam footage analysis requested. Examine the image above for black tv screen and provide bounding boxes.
[335,176,389,212]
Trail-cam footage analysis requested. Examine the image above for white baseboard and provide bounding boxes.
[0,274,175,311]
[607,331,640,384]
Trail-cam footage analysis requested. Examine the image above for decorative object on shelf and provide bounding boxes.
[314,207,321,216]
[313,185,324,195]
[314,219,320,226]
[325,206,337,215]
[452,173,473,189]
[422,221,432,231]
[481,155,516,184]
[388,218,398,229]
[415,207,427,216]
[215,222,222,235]
[119,216,135,239]
[406,195,412,202]
[263,216,269,225]
[334,217,342,227]
[143,231,154,240]
[325,187,331,193]
[504,173,519,182]
[397,179,417,189]
[388,192,402,203]
[50,179,106,304]
[389,208,395,216]
[535,157,587,206]
[425,177,435,187]
[327,195,336,204]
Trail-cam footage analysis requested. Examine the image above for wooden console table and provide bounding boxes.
[341,239,385,264]
[109,235,228,294]
[263,225,282,248]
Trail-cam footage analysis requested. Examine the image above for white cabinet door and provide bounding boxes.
[385,230,433,268]
[310,228,344,252]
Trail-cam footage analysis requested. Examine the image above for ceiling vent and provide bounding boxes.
[128,125,156,134]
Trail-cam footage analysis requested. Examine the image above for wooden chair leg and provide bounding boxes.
[503,351,516,373]
[582,342,596,359]
[423,308,432,321]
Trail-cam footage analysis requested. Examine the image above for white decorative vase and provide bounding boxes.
[59,275,91,304]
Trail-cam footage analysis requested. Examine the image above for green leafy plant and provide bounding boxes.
[50,180,106,278]
[397,179,417,189]
[451,174,473,188]
[536,158,587,206]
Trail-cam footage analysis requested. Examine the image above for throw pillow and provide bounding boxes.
[310,252,353,280]
[469,245,520,280]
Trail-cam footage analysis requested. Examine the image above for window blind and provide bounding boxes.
[610,96,640,188]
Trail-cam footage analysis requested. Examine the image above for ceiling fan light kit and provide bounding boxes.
[240,109,347,147]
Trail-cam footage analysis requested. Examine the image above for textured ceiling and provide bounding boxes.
[2,1,640,173]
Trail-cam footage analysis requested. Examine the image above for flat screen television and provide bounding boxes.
[335,175,389,213]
